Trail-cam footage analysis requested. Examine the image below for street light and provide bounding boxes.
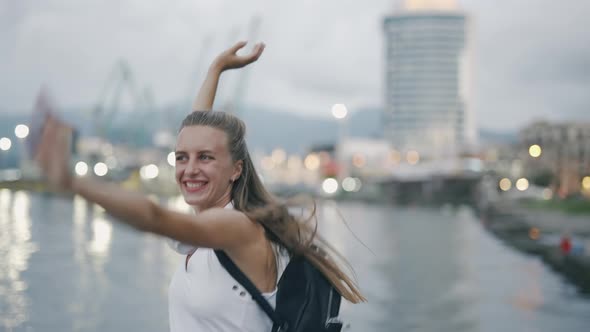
[94,162,108,176]
[499,178,512,191]
[528,144,542,158]
[167,152,176,167]
[75,161,89,176]
[331,104,348,180]
[322,178,338,194]
[331,104,348,119]
[0,137,12,151]
[516,178,529,191]
[15,124,30,139]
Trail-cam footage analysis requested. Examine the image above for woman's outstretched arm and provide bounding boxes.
[192,41,265,111]
[35,116,261,250]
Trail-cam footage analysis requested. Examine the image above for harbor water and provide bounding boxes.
[1,190,590,331]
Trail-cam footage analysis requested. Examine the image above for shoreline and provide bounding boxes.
[480,200,590,295]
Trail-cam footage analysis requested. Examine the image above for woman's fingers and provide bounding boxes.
[235,42,265,66]
[228,41,248,54]
[34,115,73,189]
[214,41,265,71]
[249,42,265,61]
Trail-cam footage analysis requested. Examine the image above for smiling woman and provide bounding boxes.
[174,124,241,210]
[34,41,364,332]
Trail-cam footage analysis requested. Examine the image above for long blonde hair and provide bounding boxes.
[181,111,366,303]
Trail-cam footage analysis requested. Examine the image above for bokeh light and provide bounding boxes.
[304,153,320,171]
[499,178,511,191]
[167,152,175,166]
[140,164,159,180]
[14,124,30,139]
[322,178,338,194]
[74,161,88,176]
[331,104,348,119]
[515,178,529,191]
[528,144,542,158]
[94,162,108,176]
[0,137,11,151]
[406,150,420,165]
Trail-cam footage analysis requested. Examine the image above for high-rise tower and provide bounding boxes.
[383,0,475,158]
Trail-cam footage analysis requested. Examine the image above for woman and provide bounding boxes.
[35,42,365,332]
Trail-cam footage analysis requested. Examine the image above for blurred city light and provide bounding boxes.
[105,156,118,169]
[342,177,362,192]
[499,178,512,191]
[271,148,286,165]
[101,143,113,156]
[353,177,362,192]
[406,150,420,165]
[342,177,356,192]
[322,178,338,194]
[140,164,159,180]
[14,124,30,139]
[331,104,348,119]
[287,155,301,170]
[0,137,12,151]
[542,188,553,200]
[529,227,541,240]
[261,156,274,170]
[94,162,108,176]
[304,153,320,171]
[528,144,542,158]
[352,153,366,168]
[515,178,529,191]
[389,150,401,165]
[167,152,176,167]
[74,161,89,176]
[582,176,590,190]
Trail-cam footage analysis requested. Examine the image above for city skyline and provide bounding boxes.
[0,0,589,131]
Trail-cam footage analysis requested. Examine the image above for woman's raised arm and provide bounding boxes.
[192,41,265,111]
[35,116,261,250]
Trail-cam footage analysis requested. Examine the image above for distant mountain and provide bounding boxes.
[239,105,383,153]
[0,106,517,160]
[478,128,518,145]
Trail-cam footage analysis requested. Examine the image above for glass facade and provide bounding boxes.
[383,12,471,158]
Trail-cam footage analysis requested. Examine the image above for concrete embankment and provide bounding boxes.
[481,200,590,295]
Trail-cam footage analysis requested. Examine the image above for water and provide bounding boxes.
[1,190,589,331]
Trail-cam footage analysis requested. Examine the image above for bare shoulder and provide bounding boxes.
[197,208,266,247]
[198,207,257,227]
[157,206,265,250]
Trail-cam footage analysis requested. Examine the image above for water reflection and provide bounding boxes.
[1,193,590,331]
[0,190,38,330]
[88,216,113,259]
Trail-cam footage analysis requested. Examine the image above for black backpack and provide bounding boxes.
[215,250,343,332]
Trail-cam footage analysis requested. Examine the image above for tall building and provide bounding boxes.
[383,0,475,158]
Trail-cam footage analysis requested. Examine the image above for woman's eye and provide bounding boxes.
[176,155,187,161]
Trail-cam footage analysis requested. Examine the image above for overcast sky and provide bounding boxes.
[1,0,589,130]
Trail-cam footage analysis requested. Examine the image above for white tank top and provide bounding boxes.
[168,246,289,332]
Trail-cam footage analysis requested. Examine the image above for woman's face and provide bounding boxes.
[175,125,242,210]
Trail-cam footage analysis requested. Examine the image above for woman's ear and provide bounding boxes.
[232,160,243,181]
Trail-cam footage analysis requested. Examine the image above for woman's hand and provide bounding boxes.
[193,41,265,111]
[35,115,74,191]
[211,41,265,73]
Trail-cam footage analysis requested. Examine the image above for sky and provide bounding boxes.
[1,0,589,131]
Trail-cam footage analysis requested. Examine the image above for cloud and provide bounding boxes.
[0,0,589,131]
[462,0,590,129]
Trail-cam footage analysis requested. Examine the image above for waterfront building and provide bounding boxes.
[520,121,590,196]
[383,0,475,159]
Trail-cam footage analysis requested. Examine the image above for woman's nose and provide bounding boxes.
[184,159,200,175]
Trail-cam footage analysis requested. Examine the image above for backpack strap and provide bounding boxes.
[214,250,288,331]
